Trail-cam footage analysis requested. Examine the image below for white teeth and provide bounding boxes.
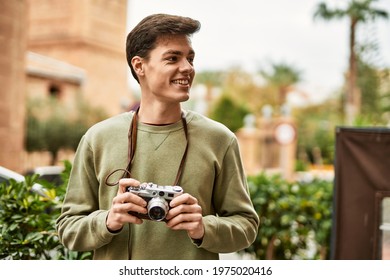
[173,79,189,85]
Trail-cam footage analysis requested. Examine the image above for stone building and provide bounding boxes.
[27,0,132,116]
[0,1,28,172]
[0,0,133,172]
[26,51,86,109]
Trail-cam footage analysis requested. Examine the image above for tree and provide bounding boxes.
[314,0,388,124]
[209,94,250,133]
[354,35,390,124]
[25,97,107,165]
[380,70,390,117]
[259,62,302,107]
[194,68,271,115]
[357,57,382,121]
[293,96,342,166]
[222,67,272,113]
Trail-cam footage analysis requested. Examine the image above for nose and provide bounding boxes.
[179,58,194,74]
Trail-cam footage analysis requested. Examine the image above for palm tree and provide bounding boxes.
[260,62,302,107]
[314,0,388,124]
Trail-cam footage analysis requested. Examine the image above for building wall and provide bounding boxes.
[0,1,28,172]
[26,76,81,110]
[27,0,132,116]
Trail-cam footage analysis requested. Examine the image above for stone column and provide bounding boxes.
[0,1,28,172]
[236,114,262,175]
[274,118,297,181]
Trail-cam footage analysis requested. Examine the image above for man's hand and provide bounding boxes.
[165,193,204,240]
[106,178,148,232]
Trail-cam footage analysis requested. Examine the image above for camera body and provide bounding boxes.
[126,182,183,221]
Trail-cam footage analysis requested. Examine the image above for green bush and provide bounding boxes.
[245,173,333,260]
[209,94,251,133]
[1,161,333,260]
[0,161,92,260]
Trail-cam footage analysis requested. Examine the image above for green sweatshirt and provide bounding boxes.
[56,110,259,259]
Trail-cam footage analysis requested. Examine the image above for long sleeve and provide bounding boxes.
[197,137,259,253]
[55,111,259,259]
[56,113,131,258]
[56,135,115,251]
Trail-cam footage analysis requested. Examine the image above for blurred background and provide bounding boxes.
[1,0,389,177]
[0,0,390,260]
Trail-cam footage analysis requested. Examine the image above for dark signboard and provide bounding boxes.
[332,127,390,259]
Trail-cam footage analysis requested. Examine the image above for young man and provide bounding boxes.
[56,14,259,260]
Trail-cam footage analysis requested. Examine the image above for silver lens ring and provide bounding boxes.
[147,197,169,221]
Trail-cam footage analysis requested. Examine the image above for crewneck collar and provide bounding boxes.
[133,110,191,133]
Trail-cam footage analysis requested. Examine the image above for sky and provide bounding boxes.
[126,0,390,105]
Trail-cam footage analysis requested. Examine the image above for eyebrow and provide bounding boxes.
[163,49,195,56]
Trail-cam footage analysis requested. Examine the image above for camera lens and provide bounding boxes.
[147,197,169,221]
[149,206,166,221]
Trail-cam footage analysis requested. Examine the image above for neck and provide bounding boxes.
[137,103,182,125]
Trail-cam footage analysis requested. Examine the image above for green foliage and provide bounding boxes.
[25,97,107,164]
[260,62,302,89]
[194,70,226,87]
[294,98,341,165]
[0,161,92,260]
[358,58,380,117]
[259,61,302,107]
[1,160,334,260]
[0,177,58,259]
[314,0,388,22]
[355,44,390,124]
[196,68,277,115]
[245,173,333,260]
[26,114,87,162]
[313,0,389,124]
[209,94,251,132]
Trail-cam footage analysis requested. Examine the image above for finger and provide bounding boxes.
[107,209,144,231]
[166,204,200,221]
[113,191,144,205]
[170,193,198,207]
[117,178,141,194]
[124,192,148,207]
[166,214,205,240]
[114,202,148,216]
[166,213,203,228]
[124,201,148,215]
[166,203,202,220]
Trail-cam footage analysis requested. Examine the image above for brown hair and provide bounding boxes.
[126,13,201,83]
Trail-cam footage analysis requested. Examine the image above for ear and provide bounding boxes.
[131,56,145,77]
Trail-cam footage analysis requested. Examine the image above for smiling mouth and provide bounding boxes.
[172,79,190,86]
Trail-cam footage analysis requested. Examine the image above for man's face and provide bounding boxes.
[139,35,195,104]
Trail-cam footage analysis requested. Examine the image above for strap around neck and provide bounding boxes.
[126,108,189,186]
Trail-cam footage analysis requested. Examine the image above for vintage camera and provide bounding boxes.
[126,182,183,221]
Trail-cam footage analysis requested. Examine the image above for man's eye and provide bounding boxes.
[167,56,178,62]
